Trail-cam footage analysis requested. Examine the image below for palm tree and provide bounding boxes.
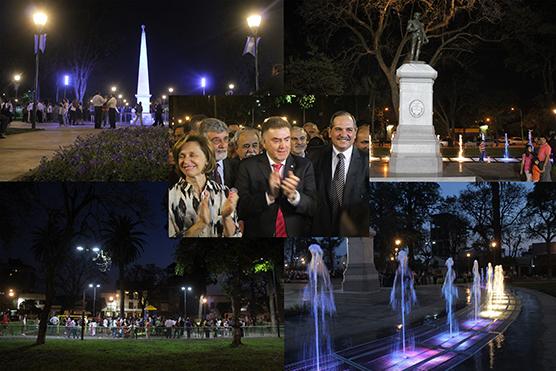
[31,214,65,345]
[102,214,146,318]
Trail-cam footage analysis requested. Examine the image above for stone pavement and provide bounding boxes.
[0,121,131,181]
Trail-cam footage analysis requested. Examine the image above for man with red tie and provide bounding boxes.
[236,116,316,237]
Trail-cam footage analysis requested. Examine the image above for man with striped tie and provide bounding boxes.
[309,111,370,236]
[236,116,316,237]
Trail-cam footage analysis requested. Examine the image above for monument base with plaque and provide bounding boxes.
[389,62,442,176]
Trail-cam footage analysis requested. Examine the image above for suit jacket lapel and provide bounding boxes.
[257,154,272,182]
[343,147,360,204]
[323,146,333,200]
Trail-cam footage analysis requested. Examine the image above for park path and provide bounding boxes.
[0,121,121,181]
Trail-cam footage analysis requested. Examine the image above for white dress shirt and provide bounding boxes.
[332,144,353,183]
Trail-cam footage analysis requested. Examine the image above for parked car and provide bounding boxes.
[509,137,528,146]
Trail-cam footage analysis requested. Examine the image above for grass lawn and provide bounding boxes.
[0,337,284,370]
[512,280,556,298]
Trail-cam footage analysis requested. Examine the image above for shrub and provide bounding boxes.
[24,127,169,181]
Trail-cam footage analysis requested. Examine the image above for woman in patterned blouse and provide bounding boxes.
[168,135,240,237]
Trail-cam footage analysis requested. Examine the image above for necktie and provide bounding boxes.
[271,163,287,237]
[332,153,345,208]
[213,162,223,185]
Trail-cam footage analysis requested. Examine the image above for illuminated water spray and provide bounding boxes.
[303,244,336,371]
[390,249,417,354]
[442,257,459,337]
[471,260,481,322]
[503,133,510,159]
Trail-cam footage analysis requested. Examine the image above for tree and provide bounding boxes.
[458,183,527,264]
[102,215,146,318]
[127,264,165,318]
[297,0,505,114]
[285,52,345,95]
[525,184,556,278]
[31,213,65,345]
[370,182,440,266]
[176,239,283,347]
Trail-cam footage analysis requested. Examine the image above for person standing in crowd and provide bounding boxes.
[537,135,552,182]
[236,116,316,237]
[479,138,486,162]
[199,118,235,187]
[168,135,240,237]
[46,102,53,122]
[91,92,106,129]
[133,101,143,126]
[0,98,12,138]
[106,94,118,129]
[290,126,308,157]
[153,100,163,126]
[309,111,369,237]
[355,124,370,152]
[520,144,534,182]
[234,128,261,161]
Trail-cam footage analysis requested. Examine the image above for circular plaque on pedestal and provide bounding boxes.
[409,99,425,118]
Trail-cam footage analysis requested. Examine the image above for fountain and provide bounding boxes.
[471,260,481,322]
[390,249,417,355]
[441,258,459,337]
[303,244,336,371]
[458,134,464,159]
[486,262,493,309]
[503,133,510,160]
[528,129,533,147]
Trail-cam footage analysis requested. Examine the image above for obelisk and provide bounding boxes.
[135,25,152,124]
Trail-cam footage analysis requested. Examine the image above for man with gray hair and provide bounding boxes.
[199,118,235,187]
[291,126,308,157]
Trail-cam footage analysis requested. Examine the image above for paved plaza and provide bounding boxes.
[0,121,134,180]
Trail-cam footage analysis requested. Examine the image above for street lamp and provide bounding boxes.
[31,10,48,129]
[201,296,208,320]
[394,239,402,246]
[88,283,101,317]
[200,77,206,96]
[246,14,262,93]
[168,87,174,94]
[111,86,117,93]
[181,286,192,318]
[13,74,21,100]
[63,74,70,99]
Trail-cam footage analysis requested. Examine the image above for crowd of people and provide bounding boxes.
[45,314,252,340]
[0,93,167,138]
[168,112,371,238]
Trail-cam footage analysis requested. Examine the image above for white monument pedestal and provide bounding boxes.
[342,230,380,292]
[389,62,442,175]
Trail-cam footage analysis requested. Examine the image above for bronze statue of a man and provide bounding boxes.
[407,12,429,62]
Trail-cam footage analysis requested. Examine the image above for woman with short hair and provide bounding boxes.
[168,135,240,237]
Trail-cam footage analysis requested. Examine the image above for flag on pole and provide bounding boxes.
[243,36,260,56]
[39,34,47,54]
[34,34,47,54]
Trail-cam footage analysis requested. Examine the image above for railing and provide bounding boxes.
[0,324,284,339]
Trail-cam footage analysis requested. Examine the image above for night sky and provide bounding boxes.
[284,0,556,112]
[0,0,283,100]
[1,182,175,273]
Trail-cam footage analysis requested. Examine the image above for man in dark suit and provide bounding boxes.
[309,111,369,236]
[199,118,236,187]
[236,117,316,237]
